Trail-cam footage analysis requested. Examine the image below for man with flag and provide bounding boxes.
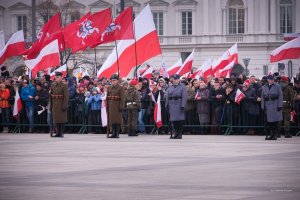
[50,71,69,138]
[165,74,188,139]
[261,74,283,140]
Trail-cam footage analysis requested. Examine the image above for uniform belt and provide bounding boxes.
[51,95,64,99]
[107,96,121,101]
[126,102,137,106]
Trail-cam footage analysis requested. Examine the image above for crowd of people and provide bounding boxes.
[0,65,300,140]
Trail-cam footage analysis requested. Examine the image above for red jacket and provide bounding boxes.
[0,88,10,108]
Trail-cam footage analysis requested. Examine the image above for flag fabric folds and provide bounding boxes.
[99,6,134,45]
[0,30,25,65]
[50,64,67,80]
[176,49,194,76]
[25,13,61,59]
[212,43,238,74]
[97,5,162,78]
[270,37,300,63]
[167,58,182,76]
[25,40,60,78]
[235,88,245,104]
[154,92,162,128]
[13,89,22,119]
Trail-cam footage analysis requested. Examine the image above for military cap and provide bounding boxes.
[267,74,274,80]
[110,74,119,80]
[173,74,180,80]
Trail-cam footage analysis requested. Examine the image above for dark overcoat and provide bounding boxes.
[107,84,125,125]
[50,82,69,123]
[261,83,283,122]
[165,84,188,121]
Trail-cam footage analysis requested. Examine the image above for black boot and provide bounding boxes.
[115,124,120,138]
[176,129,183,139]
[60,124,65,138]
[52,124,61,137]
[285,131,292,138]
[128,128,132,136]
[108,124,116,138]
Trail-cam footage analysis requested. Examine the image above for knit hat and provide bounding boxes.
[129,79,138,86]
[281,76,289,83]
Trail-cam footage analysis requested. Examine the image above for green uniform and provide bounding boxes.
[281,83,295,137]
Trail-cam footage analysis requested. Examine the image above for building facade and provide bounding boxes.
[0,0,300,78]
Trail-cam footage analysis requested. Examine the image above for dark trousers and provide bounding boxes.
[91,110,101,133]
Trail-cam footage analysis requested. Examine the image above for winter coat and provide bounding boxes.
[280,82,294,109]
[107,84,125,125]
[241,87,258,114]
[139,87,150,109]
[261,83,283,122]
[209,87,225,107]
[125,86,141,110]
[68,77,76,100]
[186,87,196,111]
[35,88,49,107]
[50,81,69,123]
[195,88,210,114]
[165,83,188,121]
[0,88,10,108]
[87,94,101,110]
[20,83,36,107]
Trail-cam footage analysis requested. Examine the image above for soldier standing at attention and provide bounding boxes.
[107,74,125,138]
[50,72,69,138]
[280,76,295,138]
[165,74,188,139]
[124,79,141,136]
[261,74,283,140]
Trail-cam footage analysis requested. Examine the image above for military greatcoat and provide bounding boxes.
[50,81,69,123]
[165,83,188,121]
[107,84,125,126]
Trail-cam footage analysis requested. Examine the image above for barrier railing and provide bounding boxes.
[1,98,299,136]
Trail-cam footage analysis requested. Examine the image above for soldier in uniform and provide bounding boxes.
[50,72,69,138]
[107,74,125,138]
[261,74,283,140]
[280,76,295,138]
[165,74,188,139]
[124,79,141,136]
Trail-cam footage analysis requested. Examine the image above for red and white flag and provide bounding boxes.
[154,92,162,128]
[0,30,25,65]
[98,6,134,45]
[235,88,245,104]
[25,13,61,59]
[212,43,238,73]
[50,64,67,80]
[97,5,162,78]
[13,89,22,119]
[141,65,154,79]
[283,33,300,41]
[100,92,108,127]
[270,37,300,63]
[63,12,91,53]
[42,30,65,52]
[191,59,213,80]
[194,91,200,99]
[167,58,182,76]
[290,110,296,123]
[176,49,194,76]
[25,40,60,78]
[217,58,236,78]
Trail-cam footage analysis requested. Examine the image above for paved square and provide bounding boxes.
[0,134,299,200]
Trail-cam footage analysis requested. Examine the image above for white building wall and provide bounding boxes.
[0,0,299,77]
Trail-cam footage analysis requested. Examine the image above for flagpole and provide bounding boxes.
[115,41,120,77]
[133,21,138,79]
[94,48,97,76]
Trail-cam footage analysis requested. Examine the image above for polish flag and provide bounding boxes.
[290,110,296,123]
[25,40,60,78]
[167,58,182,76]
[0,30,25,65]
[25,13,61,59]
[141,65,154,79]
[217,59,236,78]
[97,5,162,78]
[235,88,245,104]
[154,92,162,128]
[100,92,108,127]
[176,49,194,76]
[194,91,200,99]
[212,43,238,73]
[13,89,22,119]
[283,33,300,41]
[191,59,213,80]
[50,64,67,80]
[270,37,300,63]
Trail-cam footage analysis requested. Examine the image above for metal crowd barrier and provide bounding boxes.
[1,98,299,135]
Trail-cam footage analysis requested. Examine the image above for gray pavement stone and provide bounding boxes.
[0,134,299,200]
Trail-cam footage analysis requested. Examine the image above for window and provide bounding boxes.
[153,12,163,35]
[181,11,192,35]
[228,0,245,34]
[70,11,80,23]
[280,0,293,33]
[17,15,27,38]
